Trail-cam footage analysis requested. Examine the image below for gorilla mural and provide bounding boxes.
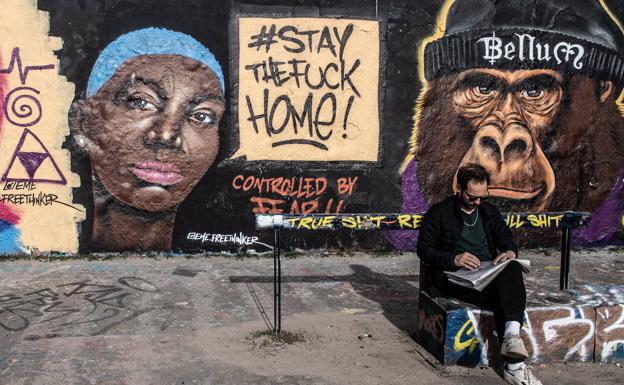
[389,0,624,248]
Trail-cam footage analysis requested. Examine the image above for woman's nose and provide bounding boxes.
[145,116,183,149]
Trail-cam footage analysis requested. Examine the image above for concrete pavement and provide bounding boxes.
[0,250,622,384]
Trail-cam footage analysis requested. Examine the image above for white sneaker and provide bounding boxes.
[503,365,543,385]
[501,335,529,359]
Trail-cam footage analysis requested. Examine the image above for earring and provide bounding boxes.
[75,136,86,147]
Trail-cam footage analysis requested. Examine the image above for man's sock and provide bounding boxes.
[505,361,525,371]
[504,321,521,337]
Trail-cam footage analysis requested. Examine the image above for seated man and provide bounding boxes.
[417,164,541,385]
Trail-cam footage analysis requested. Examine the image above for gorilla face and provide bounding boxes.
[415,68,624,213]
[452,68,560,210]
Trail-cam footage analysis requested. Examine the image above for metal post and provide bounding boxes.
[276,228,282,334]
[273,227,277,333]
[559,227,571,290]
[272,227,282,334]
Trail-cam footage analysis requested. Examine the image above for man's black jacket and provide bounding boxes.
[416,195,518,288]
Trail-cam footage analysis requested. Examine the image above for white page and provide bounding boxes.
[444,259,530,291]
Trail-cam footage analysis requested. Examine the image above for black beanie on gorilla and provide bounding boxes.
[424,0,624,90]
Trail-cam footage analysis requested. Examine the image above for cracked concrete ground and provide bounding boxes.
[0,249,622,385]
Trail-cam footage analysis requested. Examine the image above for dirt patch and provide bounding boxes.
[247,329,307,349]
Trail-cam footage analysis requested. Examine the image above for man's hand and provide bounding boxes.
[494,250,516,264]
[454,252,481,270]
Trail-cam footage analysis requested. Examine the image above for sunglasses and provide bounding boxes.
[464,192,489,202]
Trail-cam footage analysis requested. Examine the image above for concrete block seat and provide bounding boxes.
[416,281,624,366]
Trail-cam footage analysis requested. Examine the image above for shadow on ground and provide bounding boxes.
[229,265,420,337]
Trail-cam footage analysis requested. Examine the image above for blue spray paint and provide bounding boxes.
[0,220,22,254]
[87,27,225,96]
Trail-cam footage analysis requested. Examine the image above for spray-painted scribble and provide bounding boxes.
[596,304,624,363]
[231,174,358,214]
[418,297,624,365]
[2,128,66,184]
[0,277,158,335]
[0,0,83,253]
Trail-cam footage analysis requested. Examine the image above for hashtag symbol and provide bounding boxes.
[248,24,278,52]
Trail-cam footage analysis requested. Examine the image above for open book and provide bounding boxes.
[444,259,530,291]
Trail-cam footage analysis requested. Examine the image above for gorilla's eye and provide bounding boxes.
[517,75,560,100]
[476,86,496,95]
[190,109,216,125]
[458,74,500,97]
[521,88,544,98]
[127,96,157,111]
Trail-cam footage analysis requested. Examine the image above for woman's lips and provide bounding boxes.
[129,161,183,186]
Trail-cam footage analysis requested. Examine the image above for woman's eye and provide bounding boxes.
[190,111,215,125]
[128,97,157,111]
[521,88,544,98]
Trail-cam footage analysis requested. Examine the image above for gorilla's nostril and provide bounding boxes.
[479,136,501,156]
[504,139,528,160]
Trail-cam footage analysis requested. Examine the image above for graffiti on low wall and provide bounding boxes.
[596,304,624,363]
[504,214,563,229]
[442,303,624,365]
[572,284,624,307]
[283,213,422,230]
[257,211,588,231]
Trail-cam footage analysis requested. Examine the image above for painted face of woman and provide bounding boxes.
[79,54,225,212]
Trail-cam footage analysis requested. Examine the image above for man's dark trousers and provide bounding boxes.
[440,261,526,363]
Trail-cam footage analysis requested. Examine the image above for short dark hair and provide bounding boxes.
[457,164,490,190]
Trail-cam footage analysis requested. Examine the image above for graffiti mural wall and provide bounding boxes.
[0,0,83,254]
[0,0,622,254]
[393,0,624,249]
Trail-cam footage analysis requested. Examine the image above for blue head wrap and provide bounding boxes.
[87,27,225,97]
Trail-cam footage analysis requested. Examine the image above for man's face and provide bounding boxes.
[81,54,225,212]
[459,180,489,210]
